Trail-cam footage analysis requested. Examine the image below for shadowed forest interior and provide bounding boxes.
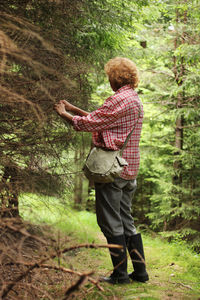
[0,0,200,299]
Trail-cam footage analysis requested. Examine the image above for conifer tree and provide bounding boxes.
[128,0,200,249]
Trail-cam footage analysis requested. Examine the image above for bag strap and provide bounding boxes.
[120,103,141,154]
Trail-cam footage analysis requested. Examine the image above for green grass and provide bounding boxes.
[19,193,100,243]
[20,193,200,299]
[144,234,200,284]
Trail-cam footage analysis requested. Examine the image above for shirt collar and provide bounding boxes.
[115,85,133,94]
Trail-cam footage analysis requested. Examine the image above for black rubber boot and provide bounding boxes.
[100,235,130,284]
[126,233,149,282]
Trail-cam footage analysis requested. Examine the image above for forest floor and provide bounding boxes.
[72,231,200,300]
[0,216,200,300]
[1,194,198,300]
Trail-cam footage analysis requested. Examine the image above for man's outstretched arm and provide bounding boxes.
[60,100,89,117]
[54,100,89,124]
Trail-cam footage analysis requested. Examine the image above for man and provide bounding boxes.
[54,57,149,284]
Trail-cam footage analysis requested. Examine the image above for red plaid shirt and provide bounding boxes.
[72,85,143,180]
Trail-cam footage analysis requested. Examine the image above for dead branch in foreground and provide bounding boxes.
[5,262,104,292]
[63,272,93,300]
[0,217,123,299]
[1,242,120,298]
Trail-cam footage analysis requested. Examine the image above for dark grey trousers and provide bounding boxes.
[95,177,137,238]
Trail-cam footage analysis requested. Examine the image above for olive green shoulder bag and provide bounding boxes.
[83,105,141,183]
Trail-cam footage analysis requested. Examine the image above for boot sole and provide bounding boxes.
[100,276,130,284]
[129,273,149,282]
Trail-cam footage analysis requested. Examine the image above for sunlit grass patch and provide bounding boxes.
[19,193,200,299]
[143,234,200,292]
[19,193,99,243]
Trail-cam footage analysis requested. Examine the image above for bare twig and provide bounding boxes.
[11,261,104,292]
[1,218,47,245]
[40,264,104,291]
[62,273,89,300]
[1,243,118,298]
[130,248,146,265]
[16,282,55,300]
[170,281,193,290]
[141,68,174,78]
[58,243,123,255]
[177,123,200,129]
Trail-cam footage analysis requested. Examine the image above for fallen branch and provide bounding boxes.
[41,264,103,291]
[178,282,193,290]
[170,281,193,290]
[130,249,146,265]
[1,243,118,298]
[12,261,104,292]
[57,243,123,255]
[15,282,55,300]
[63,271,93,300]
[1,218,47,245]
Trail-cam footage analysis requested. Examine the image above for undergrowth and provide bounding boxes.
[19,193,200,299]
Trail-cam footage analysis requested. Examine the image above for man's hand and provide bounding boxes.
[54,102,66,116]
[54,100,89,118]
[59,100,74,112]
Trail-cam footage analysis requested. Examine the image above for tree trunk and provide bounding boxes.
[73,147,82,208]
[169,3,188,229]
[73,134,87,208]
[0,166,20,218]
[172,6,187,186]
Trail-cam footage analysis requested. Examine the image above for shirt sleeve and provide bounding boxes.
[72,98,125,132]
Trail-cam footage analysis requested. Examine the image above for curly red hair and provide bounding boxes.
[104,57,139,90]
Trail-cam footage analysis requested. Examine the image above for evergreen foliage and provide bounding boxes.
[0,1,145,213]
[0,0,199,251]
[127,0,200,250]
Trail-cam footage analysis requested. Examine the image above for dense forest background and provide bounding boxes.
[0,0,200,254]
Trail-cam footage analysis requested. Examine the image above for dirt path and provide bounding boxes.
[91,232,200,300]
